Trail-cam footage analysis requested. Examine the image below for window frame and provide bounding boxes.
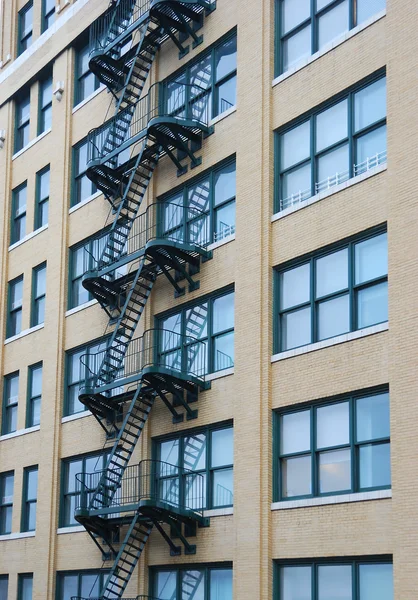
[7,275,24,339]
[150,563,233,600]
[274,71,386,213]
[21,467,38,533]
[273,387,391,502]
[71,138,97,207]
[27,363,42,428]
[15,92,31,153]
[2,372,19,436]
[0,576,8,600]
[74,42,100,107]
[60,452,110,527]
[38,75,53,135]
[17,2,33,56]
[56,570,109,600]
[273,557,393,600]
[41,0,55,32]
[35,165,50,230]
[275,0,386,77]
[31,262,47,327]
[155,286,235,375]
[153,422,234,510]
[11,181,27,244]
[273,225,388,353]
[0,471,14,535]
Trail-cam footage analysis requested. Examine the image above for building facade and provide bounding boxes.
[0,0,415,598]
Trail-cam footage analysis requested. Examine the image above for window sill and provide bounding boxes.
[8,224,48,251]
[272,489,391,511]
[271,322,388,363]
[207,233,235,251]
[272,163,387,223]
[65,299,98,317]
[69,191,102,214]
[61,410,91,424]
[0,425,40,441]
[57,525,85,534]
[209,106,236,126]
[206,367,234,382]
[203,507,233,517]
[5,323,44,345]
[12,129,51,160]
[72,85,107,114]
[272,10,386,88]
[0,531,36,541]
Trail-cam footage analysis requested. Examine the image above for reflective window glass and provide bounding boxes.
[354,78,387,132]
[280,263,310,309]
[316,100,348,152]
[318,0,349,47]
[317,402,349,448]
[281,121,311,170]
[281,410,311,454]
[281,566,312,600]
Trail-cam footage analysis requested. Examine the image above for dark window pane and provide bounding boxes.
[215,37,237,81]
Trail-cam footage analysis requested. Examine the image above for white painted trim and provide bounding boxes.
[69,191,102,214]
[0,531,36,541]
[0,0,95,84]
[8,225,48,251]
[271,322,388,363]
[272,164,387,223]
[209,106,236,126]
[12,129,51,160]
[4,324,45,345]
[57,525,85,534]
[271,489,391,511]
[72,85,107,114]
[0,425,40,441]
[61,410,91,424]
[205,367,234,382]
[65,299,98,317]
[203,507,233,517]
[272,10,386,88]
[207,234,235,251]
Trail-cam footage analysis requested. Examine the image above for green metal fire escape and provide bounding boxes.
[71,1,215,599]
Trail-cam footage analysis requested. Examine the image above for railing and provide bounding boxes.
[354,150,387,176]
[214,348,234,372]
[75,460,206,516]
[72,596,161,600]
[315,169,350,194]
[89,0,151,57]
[213,223,235,242]
[87,82,211,166]
[80,328,207,391]
[83,202,211,273]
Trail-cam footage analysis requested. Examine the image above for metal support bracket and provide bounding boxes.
[153,521,182,556]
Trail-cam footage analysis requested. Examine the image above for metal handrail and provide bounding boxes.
[87,81,211,166]
[80,328,207,390]
[75,459,206,515]
[72,596,162,600]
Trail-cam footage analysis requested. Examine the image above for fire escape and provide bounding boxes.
[71,1,215,599]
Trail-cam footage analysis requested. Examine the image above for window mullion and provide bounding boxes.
[311,0,316,54]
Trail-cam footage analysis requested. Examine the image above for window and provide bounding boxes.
[276,75,386,212]
[7,276,23,339]
[31,263,46,327]
[74,43,100,106]
[18,575,33,600]
[42,0,55,32]
[155,424,233,509]
[72,138,97,206]
[35,166,50,229]
[0,472,14,534]
[160,159,236,244]
[0,577,8,600]
[276,0,386,75]
[15,92,30,153]
[21,468,38,532]
[68,234,109,309]
[61,453,109,526]
[276,559,393,600]
[38,75,53,134]
[153,565,233,600]
[165,33,237,121]
[11,182,27,244]
[275,389,390,500]
[18,2,33,56]
[2,373,19,435]
[275,228,388,352]
[57,571,109,600]
[27,364,42,427]
[65,339,107,416]
[158,289,235,374]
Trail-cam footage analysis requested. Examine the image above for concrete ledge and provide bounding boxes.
[203,507,233,517]
[208,234,235,251]
[272,489,391,511]
[0,531,36,541]
[8,225,48,251]
[61,411,91,424]
[72,85,106,114]
[57,525,85,534]
[271,322,388,362]
[69,191,102,214]
[209,105,236,126]
[5,324,45,345]
[12,129,51,160]
[206,367,234,382]
[65,299,98,317]
[0,425,40,441]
